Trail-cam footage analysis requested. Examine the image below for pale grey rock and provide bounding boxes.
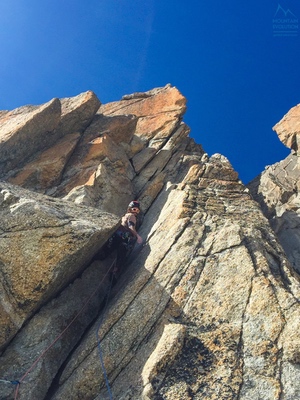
[0,88,300,400]
[59,90,101,135]
[0,257,113,400]
[0,181,119,351]
[248,105,300,277]
[51,143,300,400]
[133,123,190,195]
[248,153,300,274]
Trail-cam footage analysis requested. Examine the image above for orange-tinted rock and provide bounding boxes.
[99,85,186,118]
[59,134,134,195]
[273,103,300,152]
[1,87,300,400]
[135,112,180,142]
[59,90,101,135]
[8,133,80,190]
[83,113,137,145]
[0,98,61,175]
[0,91,100,186]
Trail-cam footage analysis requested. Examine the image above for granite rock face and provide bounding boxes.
[248,105,300,275]
[273,103,300,152]
[0,86,300,400]
[0,181,119,350]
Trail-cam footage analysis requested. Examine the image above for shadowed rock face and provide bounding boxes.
[0,85,300,400]
[248,104,300,276]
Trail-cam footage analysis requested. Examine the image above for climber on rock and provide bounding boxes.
[100,200,143,277]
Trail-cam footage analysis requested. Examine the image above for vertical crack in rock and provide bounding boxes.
[236,275,254,400]
[1,87,300,399]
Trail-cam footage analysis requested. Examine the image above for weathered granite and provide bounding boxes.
[51,149,300,400]
[0,181,119,351]
[2,91,101,188]
[0,87,300,400]
[248,108,300,275]
[59,90,101,136]
[0,98,61,175]
[273,103,300,152]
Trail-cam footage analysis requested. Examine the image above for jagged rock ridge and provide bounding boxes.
[248,103,300,276]
[0,85,300,400]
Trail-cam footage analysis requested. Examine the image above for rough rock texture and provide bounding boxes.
[248,106,300,276]
[0,85,300,400]
[0,181,119,350]
[273,103,300,151]
[0,98,61,175]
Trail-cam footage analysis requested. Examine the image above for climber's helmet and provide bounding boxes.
[128,200,140,214]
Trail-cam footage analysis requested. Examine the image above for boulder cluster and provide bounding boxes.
[0,85,300,399]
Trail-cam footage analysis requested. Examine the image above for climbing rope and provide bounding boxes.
[95,241,145,400]
[5,257,117,400]
[95,262,116,400]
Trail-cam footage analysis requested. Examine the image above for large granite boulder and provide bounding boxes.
[0,181,119,349]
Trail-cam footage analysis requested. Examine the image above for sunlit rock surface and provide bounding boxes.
[248,105,300,276]
[0,85,300,400]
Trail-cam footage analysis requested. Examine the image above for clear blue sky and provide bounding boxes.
[1,0,299,183]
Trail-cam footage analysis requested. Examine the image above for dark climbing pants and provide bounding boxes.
[103,229,136,273]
